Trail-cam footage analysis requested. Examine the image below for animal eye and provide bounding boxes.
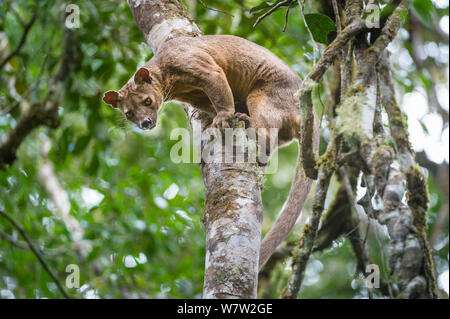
[144,98,152,106]
[125,111,134,119]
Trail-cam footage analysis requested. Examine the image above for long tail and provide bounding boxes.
[258,113,319,271]
[258,149,312,270]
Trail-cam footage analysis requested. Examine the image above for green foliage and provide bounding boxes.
[412,0,434,27]
[250,1,283,14]
[304,13,336,44]
[0,0,448,299]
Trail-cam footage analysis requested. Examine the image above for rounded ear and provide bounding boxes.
[134,67,152,84]
[103,90,119,108]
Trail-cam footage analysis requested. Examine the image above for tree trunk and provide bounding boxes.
[127,0,263,299]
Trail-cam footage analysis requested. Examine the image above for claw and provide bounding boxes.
[212,111,234,130]
[235,112,251,128]
[211,112,252,130]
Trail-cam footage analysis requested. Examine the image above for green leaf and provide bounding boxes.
[86,153,100,175]
[412,0,434,27]
[250,1,273,14]
[72,134,91,155]
[419,120,429,135]
[304,13,336,44]
[380,4,397,20]
[420,69,432,92]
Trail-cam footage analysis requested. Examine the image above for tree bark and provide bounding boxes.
[278,0,438,299]
[127,0,264,298]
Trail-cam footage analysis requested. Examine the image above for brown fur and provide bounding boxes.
[104,35,316,270]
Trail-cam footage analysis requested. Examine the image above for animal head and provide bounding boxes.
[103,67,163,130]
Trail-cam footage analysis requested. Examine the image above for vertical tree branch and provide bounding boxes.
[378,54,438,298]
[282,138,338,298]
[298,18,364,179]
[282,170,332,298]
[202,163,263,298]
[371,147,436,298]
[127,0,264,298]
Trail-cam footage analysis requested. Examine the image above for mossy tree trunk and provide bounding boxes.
[283,0,437,298]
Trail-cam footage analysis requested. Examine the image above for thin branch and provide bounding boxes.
[321,72,334,123]
[337,0,353,96]
[282,138,339,298]
[253,0,292,28]
[0,231,29,250]
[198,0,234,17]
[282,1,294,32]
[339,168,360,224]
[0,229,66,255]
[296,19,364,180]
[0,8,55,117]
[332,0,342,33]
[297,0,317,65]
[0,28,77,170]
[0,0,39,71]
[0,210,71,299]
[282,170,332,298]
[314,186,352,252]
[338,166,381,299]
[308,18,364,82]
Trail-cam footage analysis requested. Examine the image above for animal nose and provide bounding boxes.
[141,118,153,129]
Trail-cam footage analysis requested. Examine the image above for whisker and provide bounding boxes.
[114,114,131,132]
[163,85,175,102]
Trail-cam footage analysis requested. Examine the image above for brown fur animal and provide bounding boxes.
[103,35,317,270]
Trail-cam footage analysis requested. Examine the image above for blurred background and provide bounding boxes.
[0,0,448,298]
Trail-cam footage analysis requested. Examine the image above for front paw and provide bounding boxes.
[211,111,234,130]
[234,112,251,128]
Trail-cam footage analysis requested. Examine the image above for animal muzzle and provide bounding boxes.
[140,118,155,130]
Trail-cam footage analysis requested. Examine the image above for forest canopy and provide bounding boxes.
[0,0,448,299]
